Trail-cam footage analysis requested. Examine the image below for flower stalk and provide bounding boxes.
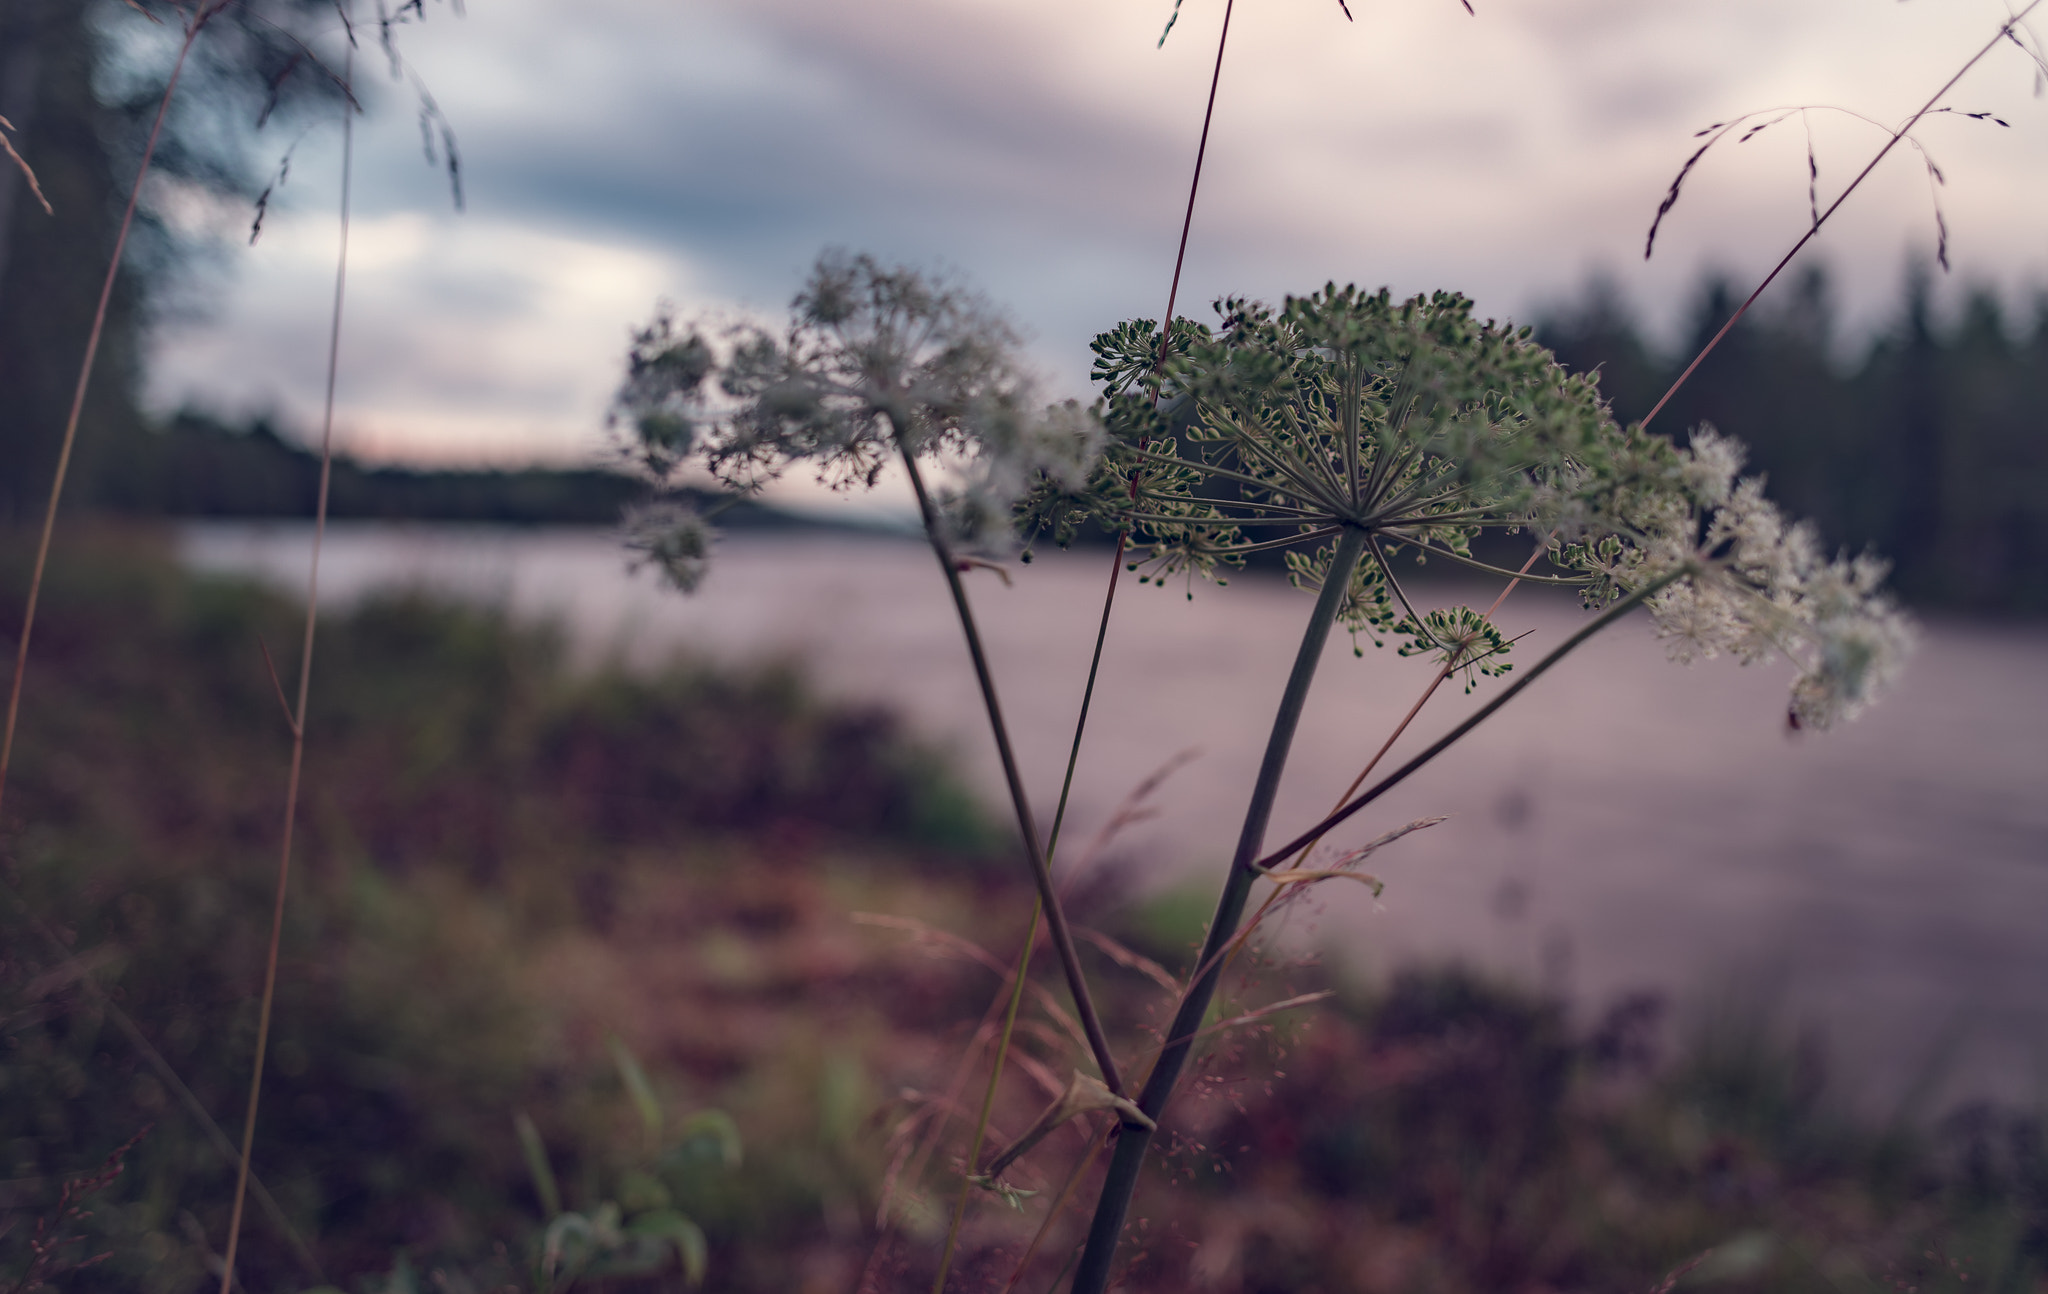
[896,445,1123,1093]
[1069,523,1368,1294]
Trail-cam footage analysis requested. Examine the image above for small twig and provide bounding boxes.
[954,555,1013,586]
[1075,927,1179,995]
[1649,1248,1716,1294]
[1166,989,1334,1055]
[0,115,52,215]
[977,1070,1153,1185]
[253,637,301,737]
[854,912,1091,1056]
[1194,815,1446,994]
[1058,747,1200,900]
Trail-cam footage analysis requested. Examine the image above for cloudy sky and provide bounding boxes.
[146,0,2048,472]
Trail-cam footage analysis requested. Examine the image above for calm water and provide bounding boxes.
[183,523,2048,1110]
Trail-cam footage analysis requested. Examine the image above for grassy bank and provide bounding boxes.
[1,531,2039,1293]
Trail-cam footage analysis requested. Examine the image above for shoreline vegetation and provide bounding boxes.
[5,532,2038,1293]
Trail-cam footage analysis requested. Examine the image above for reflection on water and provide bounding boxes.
[184,522,2048,1108]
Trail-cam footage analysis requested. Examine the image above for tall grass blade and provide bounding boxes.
[515,1110,562,1219]
[217,27,355,1291]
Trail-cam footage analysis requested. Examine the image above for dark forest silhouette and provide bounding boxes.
[1538,265,2048,612]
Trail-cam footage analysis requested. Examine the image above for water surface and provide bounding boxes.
[184,523,2048,1109]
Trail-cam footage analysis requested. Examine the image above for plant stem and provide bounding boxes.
[0,12,207,819]
[1252,567,1687,872]
[936,0,1235,1274]
[894,443,1122,1095]
[932,524,1127,1290]
[1216,538,1550,980]
[1068,524,1369,1294]
[218,36,354,1292]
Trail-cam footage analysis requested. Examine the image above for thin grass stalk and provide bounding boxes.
[217,36,354,1291]
[894,443,1122,1094]
[1069,524,1370,1294]
[1638,0,2042,431]
[1152,0,1234,384]
[0,5,220,818]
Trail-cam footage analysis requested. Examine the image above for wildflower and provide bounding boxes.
[622,500,713,594]
[1559,423,1914,728]
[1022,285,1624,665]
[611,251,1106,561]
[1024,286,1910,723]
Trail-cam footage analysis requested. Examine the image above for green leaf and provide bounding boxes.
[608,1034,663,1144]
[674,1108,743,1169]
[617,1167,671,1213]
[514,1109,560,1218]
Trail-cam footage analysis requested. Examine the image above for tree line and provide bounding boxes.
[1537,266,2048,613]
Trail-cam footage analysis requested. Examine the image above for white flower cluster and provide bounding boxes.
[613,253,1109,568]
[622,500,713,594]
[1587,427,1914,729]
[939,396,1107,550]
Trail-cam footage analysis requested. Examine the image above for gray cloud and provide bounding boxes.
[152,0,2048,463]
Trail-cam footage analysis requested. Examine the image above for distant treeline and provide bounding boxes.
[93,412,647,526]
[14,412,838,531]
[1536,266,2048,614]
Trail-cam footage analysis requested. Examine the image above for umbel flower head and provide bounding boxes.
[1562,426,1914,728]
[1020,284,1911,721]
[1022,286,1622,680]
[610,250,1105,581]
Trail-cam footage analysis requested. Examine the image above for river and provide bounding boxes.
[182,522,2048,1112]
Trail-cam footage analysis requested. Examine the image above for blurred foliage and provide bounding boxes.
[1540,265,2048,613]
[1,533,2042,1293]
[1070,966,2048,1294]
[0,528,997,1291]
